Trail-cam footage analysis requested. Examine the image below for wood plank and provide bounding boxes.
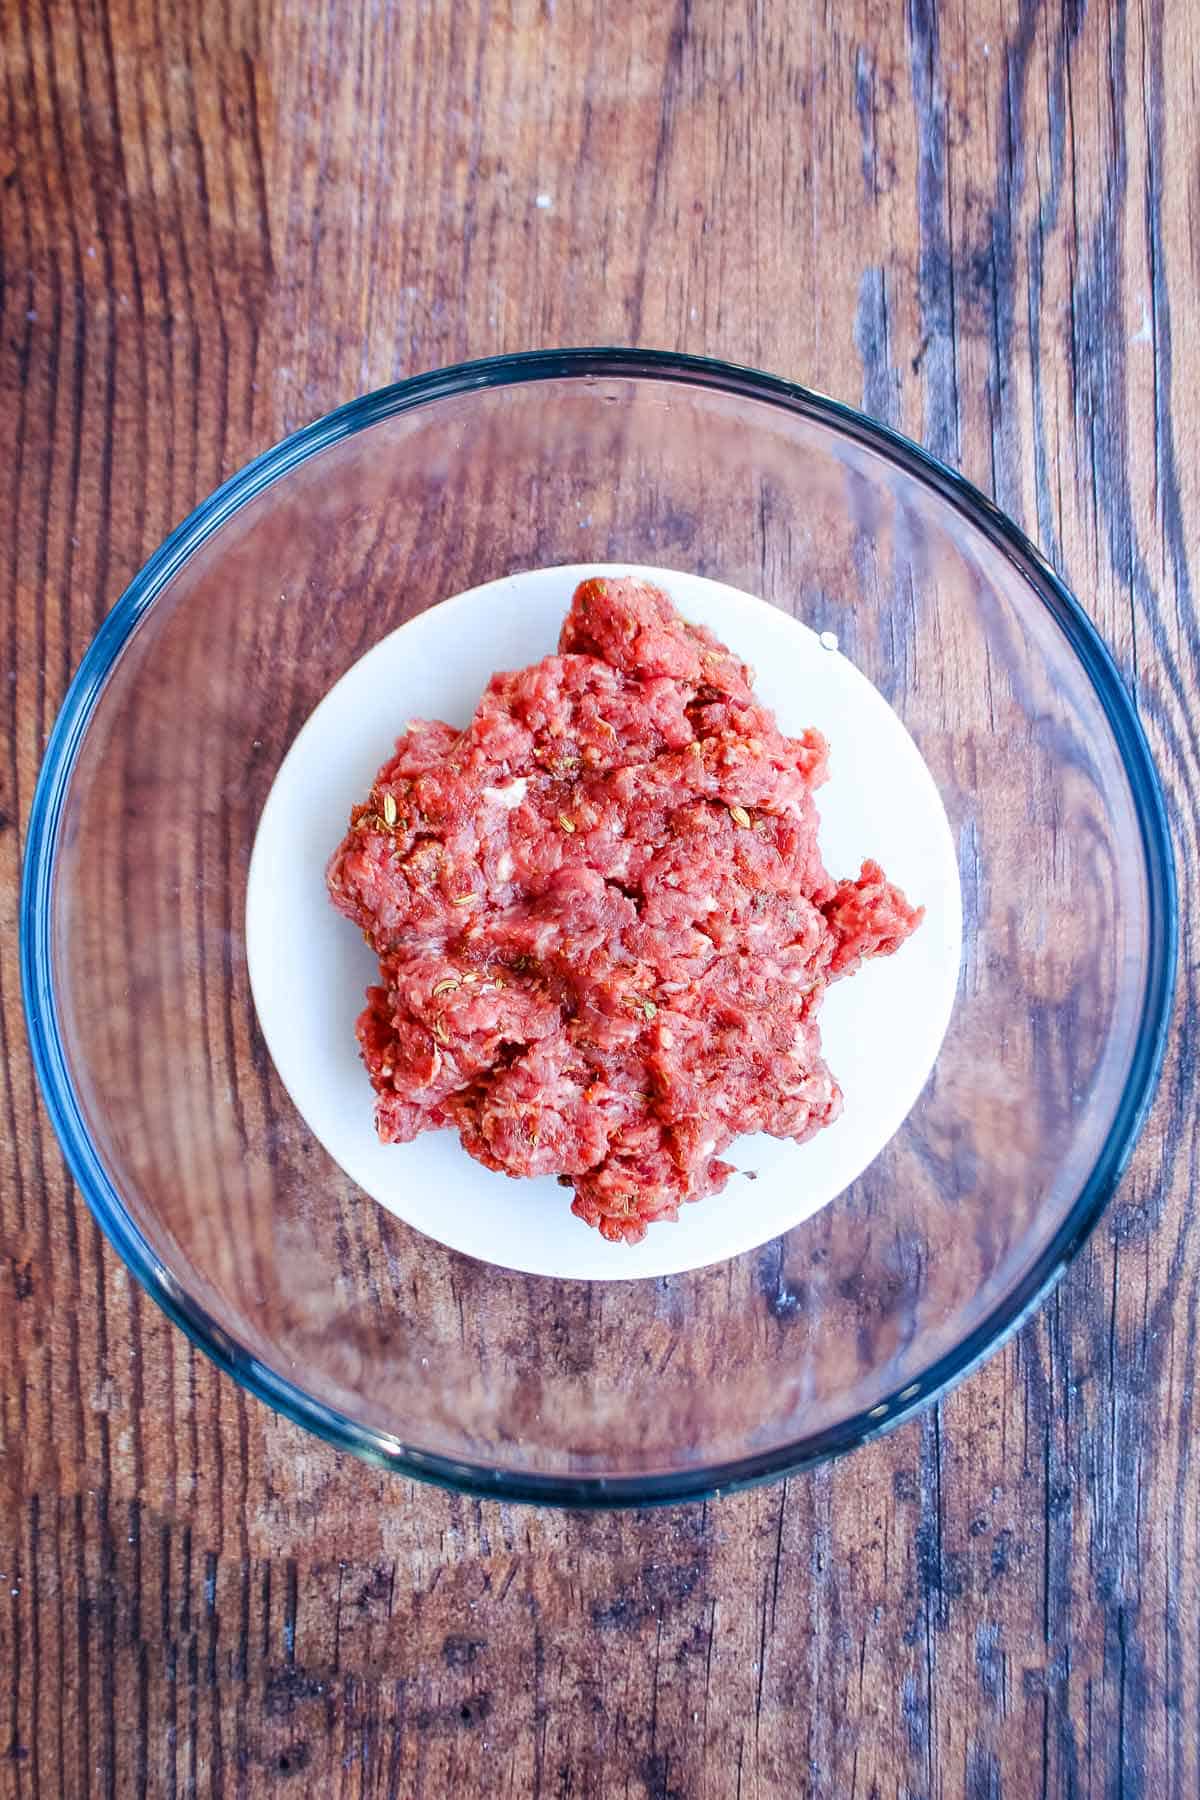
[2,0,1197,1793]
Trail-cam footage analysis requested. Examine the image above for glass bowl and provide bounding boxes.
[21,350,1176,1505]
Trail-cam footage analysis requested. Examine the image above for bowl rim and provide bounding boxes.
[20,346,1178,1507]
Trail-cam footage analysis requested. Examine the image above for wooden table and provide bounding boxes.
[2,2,1195,1793]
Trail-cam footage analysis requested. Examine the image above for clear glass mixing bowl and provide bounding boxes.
[21,350,1176,1504]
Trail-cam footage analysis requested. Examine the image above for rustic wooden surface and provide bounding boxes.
[1,0,1196,1794]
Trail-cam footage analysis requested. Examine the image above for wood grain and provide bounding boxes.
[1,0,1197,1794]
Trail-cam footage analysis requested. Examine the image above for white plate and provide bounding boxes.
[246,564,962,1280]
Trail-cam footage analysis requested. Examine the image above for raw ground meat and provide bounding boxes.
[327,575,923,1244]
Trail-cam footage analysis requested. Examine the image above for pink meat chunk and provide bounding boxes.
[327,575,924,1244]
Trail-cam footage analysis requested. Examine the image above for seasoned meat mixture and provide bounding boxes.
[327,576,923,1243]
